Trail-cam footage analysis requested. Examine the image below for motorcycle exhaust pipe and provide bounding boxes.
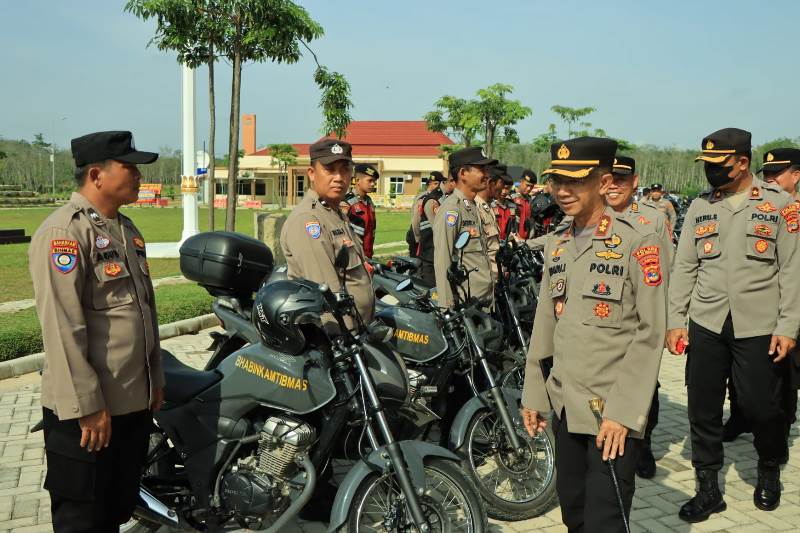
[132,486,183,528]
[264,454,316,533]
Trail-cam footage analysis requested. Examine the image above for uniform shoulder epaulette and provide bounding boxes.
[345,193,360,206]
[616,210,657,237]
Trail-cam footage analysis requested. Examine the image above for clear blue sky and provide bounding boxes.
[1,0,798,154]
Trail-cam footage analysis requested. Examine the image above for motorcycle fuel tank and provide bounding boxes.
[213,343,336,415]
[376,306,448,364]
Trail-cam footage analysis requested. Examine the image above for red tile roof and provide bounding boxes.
[252,121,453,157]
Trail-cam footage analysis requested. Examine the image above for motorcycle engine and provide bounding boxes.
[220,416,316,522]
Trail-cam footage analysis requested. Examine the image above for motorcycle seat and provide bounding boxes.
[161,349,222,404]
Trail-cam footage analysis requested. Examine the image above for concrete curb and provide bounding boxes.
[0,313,221,380]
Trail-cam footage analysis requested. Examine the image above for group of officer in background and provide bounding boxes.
[30,127,800,532]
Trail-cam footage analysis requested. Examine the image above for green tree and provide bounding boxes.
[531,123,558,153]
[126,0,352,231]
[474,83,531,156]
[550,105,596,137]
[424,96,481,147]
[267,143,297,207]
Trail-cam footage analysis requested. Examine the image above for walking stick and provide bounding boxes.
[589,398,631,533]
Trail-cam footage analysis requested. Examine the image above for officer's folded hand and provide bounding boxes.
[769,335,796,363]
[521,407,547,437]
[79,408,112,452]
[596,418,628,461]
[666,328,689,355]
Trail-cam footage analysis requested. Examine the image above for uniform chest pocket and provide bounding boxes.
[92,262,133,309]
[694,222,721,260]
[745,221,778,262]
[464,227,483,251]
[581,276,624,329]
[334,239,364,271]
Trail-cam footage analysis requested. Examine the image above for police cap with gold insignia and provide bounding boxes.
[310,138,353,164]
[694,128,751,163]
[429,170,446,183]
[612,155,635,175]
[521,169,537,184]
[542,136,618,179]
[650,183,663,191]
[71,131,158,167]
[354,163,379,179]
[449,146,497,168]
[758,147,800,175]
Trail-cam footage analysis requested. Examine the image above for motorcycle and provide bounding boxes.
[117,240,487,532]
[375,231,557,521]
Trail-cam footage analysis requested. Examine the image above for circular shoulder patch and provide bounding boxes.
[305,221,321,239]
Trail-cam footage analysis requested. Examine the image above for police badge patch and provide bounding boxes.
[305,221,321,239]
[51,239,79,274]
[95,235,110,249]
[445,211,458,227]
[633,245,662,287]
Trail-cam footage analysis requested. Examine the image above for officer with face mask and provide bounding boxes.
[667,128,800,521]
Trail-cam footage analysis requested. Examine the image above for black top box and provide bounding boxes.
[180,231,274,299]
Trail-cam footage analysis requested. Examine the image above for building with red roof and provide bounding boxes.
[213,115,453,207]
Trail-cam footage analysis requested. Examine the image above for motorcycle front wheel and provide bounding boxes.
[461,409,557,521]
[343,457,487,532]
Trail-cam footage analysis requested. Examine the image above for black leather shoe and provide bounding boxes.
[754,461,781,511]
[679,470,726,523]
[722,414,751,442]
[636,445,656,479]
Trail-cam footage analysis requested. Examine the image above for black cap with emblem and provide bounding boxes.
[758,148,800,175]
[429,171,446,183]
[448,146,497,169]
[542,136,618,179]
[694,128,751,163]
[310,138,353,164]
[488,163,508,181]
[650,183,663,191]
[71,131,158,167]
[612,155,635,175]
[521,169,537,184]
[354,163,379,179]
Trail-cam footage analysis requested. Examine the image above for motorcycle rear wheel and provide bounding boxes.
[461,409,557,521]
[343,457,487,532]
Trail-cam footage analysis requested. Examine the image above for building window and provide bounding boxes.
[215,182,226,195]
[388,176,405,196]
[295,174,305,198]
[255,182,266,196]
[237,182,251,196]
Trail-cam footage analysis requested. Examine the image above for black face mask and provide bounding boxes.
[704,162,736,188]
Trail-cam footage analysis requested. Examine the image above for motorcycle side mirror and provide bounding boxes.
[395,278,413,291]
[454,231,470,250]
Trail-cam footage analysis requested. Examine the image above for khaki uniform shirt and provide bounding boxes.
[621,201,675,266]
[29,192,163,421]
[646,197,678,228]
[281,189,375,328]
[410,190,428,244]
[476,195,500,280]
[522,208,667,437]
[433,188,494,309]
[668,179,800,338]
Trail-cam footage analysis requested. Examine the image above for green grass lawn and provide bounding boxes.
[0,283,214,361]
[0,206,411,302]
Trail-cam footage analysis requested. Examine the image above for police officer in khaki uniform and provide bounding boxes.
[433,146,496,308]
[606,155,673,480]
[645,183,678,229]
[281,139,374,328]
[668,128,800,520]
[521,137,667,532]
[476,163,505,280]
[29,131,164,532]
[409,172,446,257]
[418,172,456,286]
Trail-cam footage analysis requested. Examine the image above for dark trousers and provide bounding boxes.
[686,316,788,470]
[643,383,660,448]
[43,408,151,533]
[419,259,436,288]
[553,410,640,533]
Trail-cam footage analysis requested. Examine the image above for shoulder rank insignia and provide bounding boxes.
[51,239,79,274]
[630,202,639,213]
[133,236,145,249]
[305,221,321,239]
[750,187,761,199]
[756,202,777,213]
[595,250,623,260]
[86,208,104,226]
[633,246,662,287]
[594,215,611,237]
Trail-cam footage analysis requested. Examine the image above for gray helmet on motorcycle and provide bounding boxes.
[252,279,326,355]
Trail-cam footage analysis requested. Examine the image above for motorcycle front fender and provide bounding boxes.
[327,440,460,532]
[448,387,523,450]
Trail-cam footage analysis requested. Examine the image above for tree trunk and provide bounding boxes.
[486,125,495,157]
[207,50,216,232]
[225,27,243,232]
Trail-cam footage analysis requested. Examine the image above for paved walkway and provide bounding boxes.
[0,328,798,532]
